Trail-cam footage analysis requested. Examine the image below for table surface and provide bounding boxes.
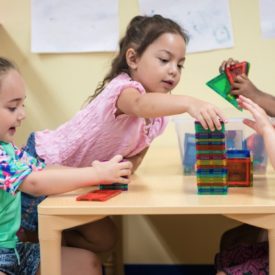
[38,147,275,275]
[39,147,275,216]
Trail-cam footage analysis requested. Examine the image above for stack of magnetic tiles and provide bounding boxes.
[195,121,227,195]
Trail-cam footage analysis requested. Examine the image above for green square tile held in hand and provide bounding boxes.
[206,72,242,111]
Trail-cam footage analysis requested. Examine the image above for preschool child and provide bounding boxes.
[0,57,132,275]
[215,58,275,274]
[21,14,227,251]
[215,95,271,275]
[218,57,271,253]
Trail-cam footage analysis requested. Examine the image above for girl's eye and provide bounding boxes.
[8,107,16,112]
[178,64,184,70]
[159,58,168,63]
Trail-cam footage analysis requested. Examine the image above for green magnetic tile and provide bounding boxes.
[206,72,242,111]
[195,122,225,133]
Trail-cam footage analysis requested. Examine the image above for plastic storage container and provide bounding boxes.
[174,114,267,175]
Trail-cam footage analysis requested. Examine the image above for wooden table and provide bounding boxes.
[38,148,275,275]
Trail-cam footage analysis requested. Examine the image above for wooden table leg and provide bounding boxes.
[269,228,275,275]
[39,214,105,275]
[225,214,275,275]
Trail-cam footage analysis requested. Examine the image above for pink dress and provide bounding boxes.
[35,73,168,167]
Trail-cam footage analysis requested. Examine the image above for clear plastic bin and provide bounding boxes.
[173,114,267,175]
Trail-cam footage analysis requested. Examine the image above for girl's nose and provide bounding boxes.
[18,107,26,121]
[169,63,178,76]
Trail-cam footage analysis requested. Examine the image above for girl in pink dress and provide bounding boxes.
[21,14,227,258]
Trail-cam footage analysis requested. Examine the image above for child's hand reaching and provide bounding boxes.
[219,57,239,73]
[237,95,273,136]
[231,74,260,100]
[92,155,132,185]
[186,97,227,131]
[219,58,260,101]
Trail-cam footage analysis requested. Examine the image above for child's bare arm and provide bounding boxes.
[20,155,132,196]
[117,88,226,131]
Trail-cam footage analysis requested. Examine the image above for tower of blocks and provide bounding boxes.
[226,149,253,187]
[195,121,228,195]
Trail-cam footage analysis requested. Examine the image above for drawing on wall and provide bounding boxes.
[260,0,275,38]
[31,0,119,53]
[139,0,234,53]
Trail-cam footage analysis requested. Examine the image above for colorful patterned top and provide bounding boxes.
[34,73,169,167]
[0,141,45,248]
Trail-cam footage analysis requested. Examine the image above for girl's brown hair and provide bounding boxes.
[0,57,17,91]
[87,14,189,103]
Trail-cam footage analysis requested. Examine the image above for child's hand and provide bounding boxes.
[187,98,227,131]
[219,58,239,73]
[231,74,260,100]
[92,155,132,185]
[237,95,273,136]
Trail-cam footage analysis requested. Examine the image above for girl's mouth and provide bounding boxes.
[162,80,174,88]
[9,127,16,135]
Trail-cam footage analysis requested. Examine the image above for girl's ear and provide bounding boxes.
[126,48,138,70]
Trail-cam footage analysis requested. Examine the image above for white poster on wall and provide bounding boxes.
[138,0,234,53]
[31,0,119,53]
[259,0,275,38]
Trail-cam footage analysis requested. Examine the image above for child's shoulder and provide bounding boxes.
[108,73,145,94]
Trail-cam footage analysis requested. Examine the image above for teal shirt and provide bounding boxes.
[0,190,21,248]
[0,141,45,249]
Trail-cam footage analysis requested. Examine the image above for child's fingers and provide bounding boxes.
[243,118,257,131]
[207,110,222,130]
[213,108,227,124]
[197,115,208,130]
[201,112,215,131]
[119,160,133,170]
[219,58,238,73]
[110,154,123,163]
[117,176,130,184]
[238,95,261,112]
[225,58,238,67]
[205,108,227,130]
[234,74,247,83]
[119,168,132,178]
[121,168,132,175]
[237,95,253,106]
[237,96,266,122]
[219,60,227,73]
[230,87,240,96]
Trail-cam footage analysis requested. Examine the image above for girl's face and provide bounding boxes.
[129,32,186,93]
[0,69,26,143]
